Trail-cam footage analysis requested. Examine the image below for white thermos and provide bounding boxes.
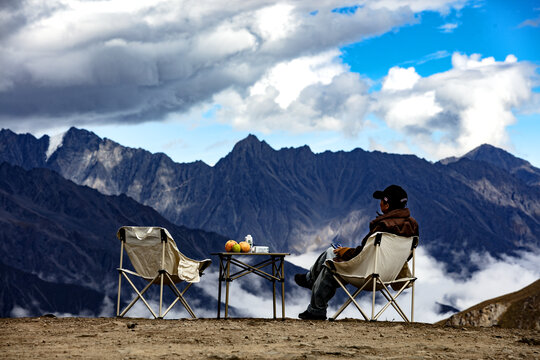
[245,234,253,251]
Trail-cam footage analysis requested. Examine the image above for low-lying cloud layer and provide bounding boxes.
[10,247,539,323]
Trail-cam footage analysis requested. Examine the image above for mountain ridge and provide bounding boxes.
[439,143,540,186]
[0,161,229,317]
[1,128,539,271]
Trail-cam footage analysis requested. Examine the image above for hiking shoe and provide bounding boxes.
[294,273,311,289]
[298,310,326,320]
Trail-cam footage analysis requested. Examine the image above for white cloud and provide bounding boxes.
[0,0,465,133]
[438,22,459,33]
[382,67,421,91]
[405,248,540,323]
[518,15,540,28]
[254,3,297,42]
[249,50,346,109]
[10,306,31,318]
[373,53,538,159]
[215,67,370,135]
[368,0,469,14]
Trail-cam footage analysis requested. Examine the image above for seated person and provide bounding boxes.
[295,184,419,320]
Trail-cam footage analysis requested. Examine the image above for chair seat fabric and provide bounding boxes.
[119,226,210,283]
[325,232,414,289]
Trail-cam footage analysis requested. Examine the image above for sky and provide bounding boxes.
[0,0,539,166]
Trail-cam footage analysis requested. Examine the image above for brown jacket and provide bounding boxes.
[335,208,419,261]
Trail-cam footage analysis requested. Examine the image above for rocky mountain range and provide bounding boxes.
[440,144,540,187]
[1,127,538,272]
[0,161,230,317]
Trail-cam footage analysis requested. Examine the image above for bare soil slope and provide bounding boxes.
[439,279,540,329]
[1,317,539,359]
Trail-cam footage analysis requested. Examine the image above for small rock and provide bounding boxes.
[518,337,540,346]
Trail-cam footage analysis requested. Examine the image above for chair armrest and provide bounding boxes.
[198,259,212,275]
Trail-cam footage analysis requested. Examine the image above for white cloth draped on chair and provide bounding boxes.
[116,226,211,319]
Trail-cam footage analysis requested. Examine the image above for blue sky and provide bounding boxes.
[1,0,539,166]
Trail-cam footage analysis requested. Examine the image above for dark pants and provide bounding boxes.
[305,248,339,317]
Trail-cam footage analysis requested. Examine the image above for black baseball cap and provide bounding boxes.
[373,185,408,209]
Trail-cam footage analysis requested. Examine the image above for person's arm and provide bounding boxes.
[332,245,360,262]
[336,223,386,261]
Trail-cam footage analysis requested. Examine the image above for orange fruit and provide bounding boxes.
[225,240,238,252]
[232,243,241,252]
[239,241,250,252]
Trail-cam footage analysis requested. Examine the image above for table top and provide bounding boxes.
[211,252,290,256]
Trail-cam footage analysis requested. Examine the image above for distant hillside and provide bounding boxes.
[0,162,228,317]
[439,144,540,187]
[1,128,539,272]
[439,279,540,330]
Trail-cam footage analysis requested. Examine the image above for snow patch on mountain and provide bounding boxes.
[46,131,66,161]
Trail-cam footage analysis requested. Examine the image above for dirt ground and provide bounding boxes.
[0,317,539,359]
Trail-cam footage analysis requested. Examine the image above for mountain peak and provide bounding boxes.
[464,144,529,166]
[61,127,103,151]
[231,134,274,154]
[440,143,540,186]
[236,134,262,146]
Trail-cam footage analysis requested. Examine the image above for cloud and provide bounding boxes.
[438,22,459,32]
[11,247,536,321]
[10,305,32,318]
[0,0,466,133]
[3,1,537,164]
[372,53,538,159]
[518,15,540,28]
[214,52,371,135]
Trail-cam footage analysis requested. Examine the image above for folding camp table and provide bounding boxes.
[212,252,289,319]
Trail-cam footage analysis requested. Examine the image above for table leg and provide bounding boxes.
[281,257,285,320]
[272,256,276,319]
[225,256,231,319]
[217,256,223,319]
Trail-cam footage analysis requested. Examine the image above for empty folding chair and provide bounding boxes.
[116,226,212,319]
[325,232,418,322]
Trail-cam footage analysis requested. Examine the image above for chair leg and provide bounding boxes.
[373,280,410,322]
[119,272,159,318]
[162,294,181,317]
[165,273,197,318]
[116,272,123,317]
[411,281,415,322]
[330,275,370,321]
[159,273,164,318]
[372,278,377,320]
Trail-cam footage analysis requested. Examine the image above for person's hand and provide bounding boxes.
[333,246,350,262]
[332,246,343,255]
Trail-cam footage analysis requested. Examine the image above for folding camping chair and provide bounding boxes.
[116,226,212,319]
[325,232,418,322]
